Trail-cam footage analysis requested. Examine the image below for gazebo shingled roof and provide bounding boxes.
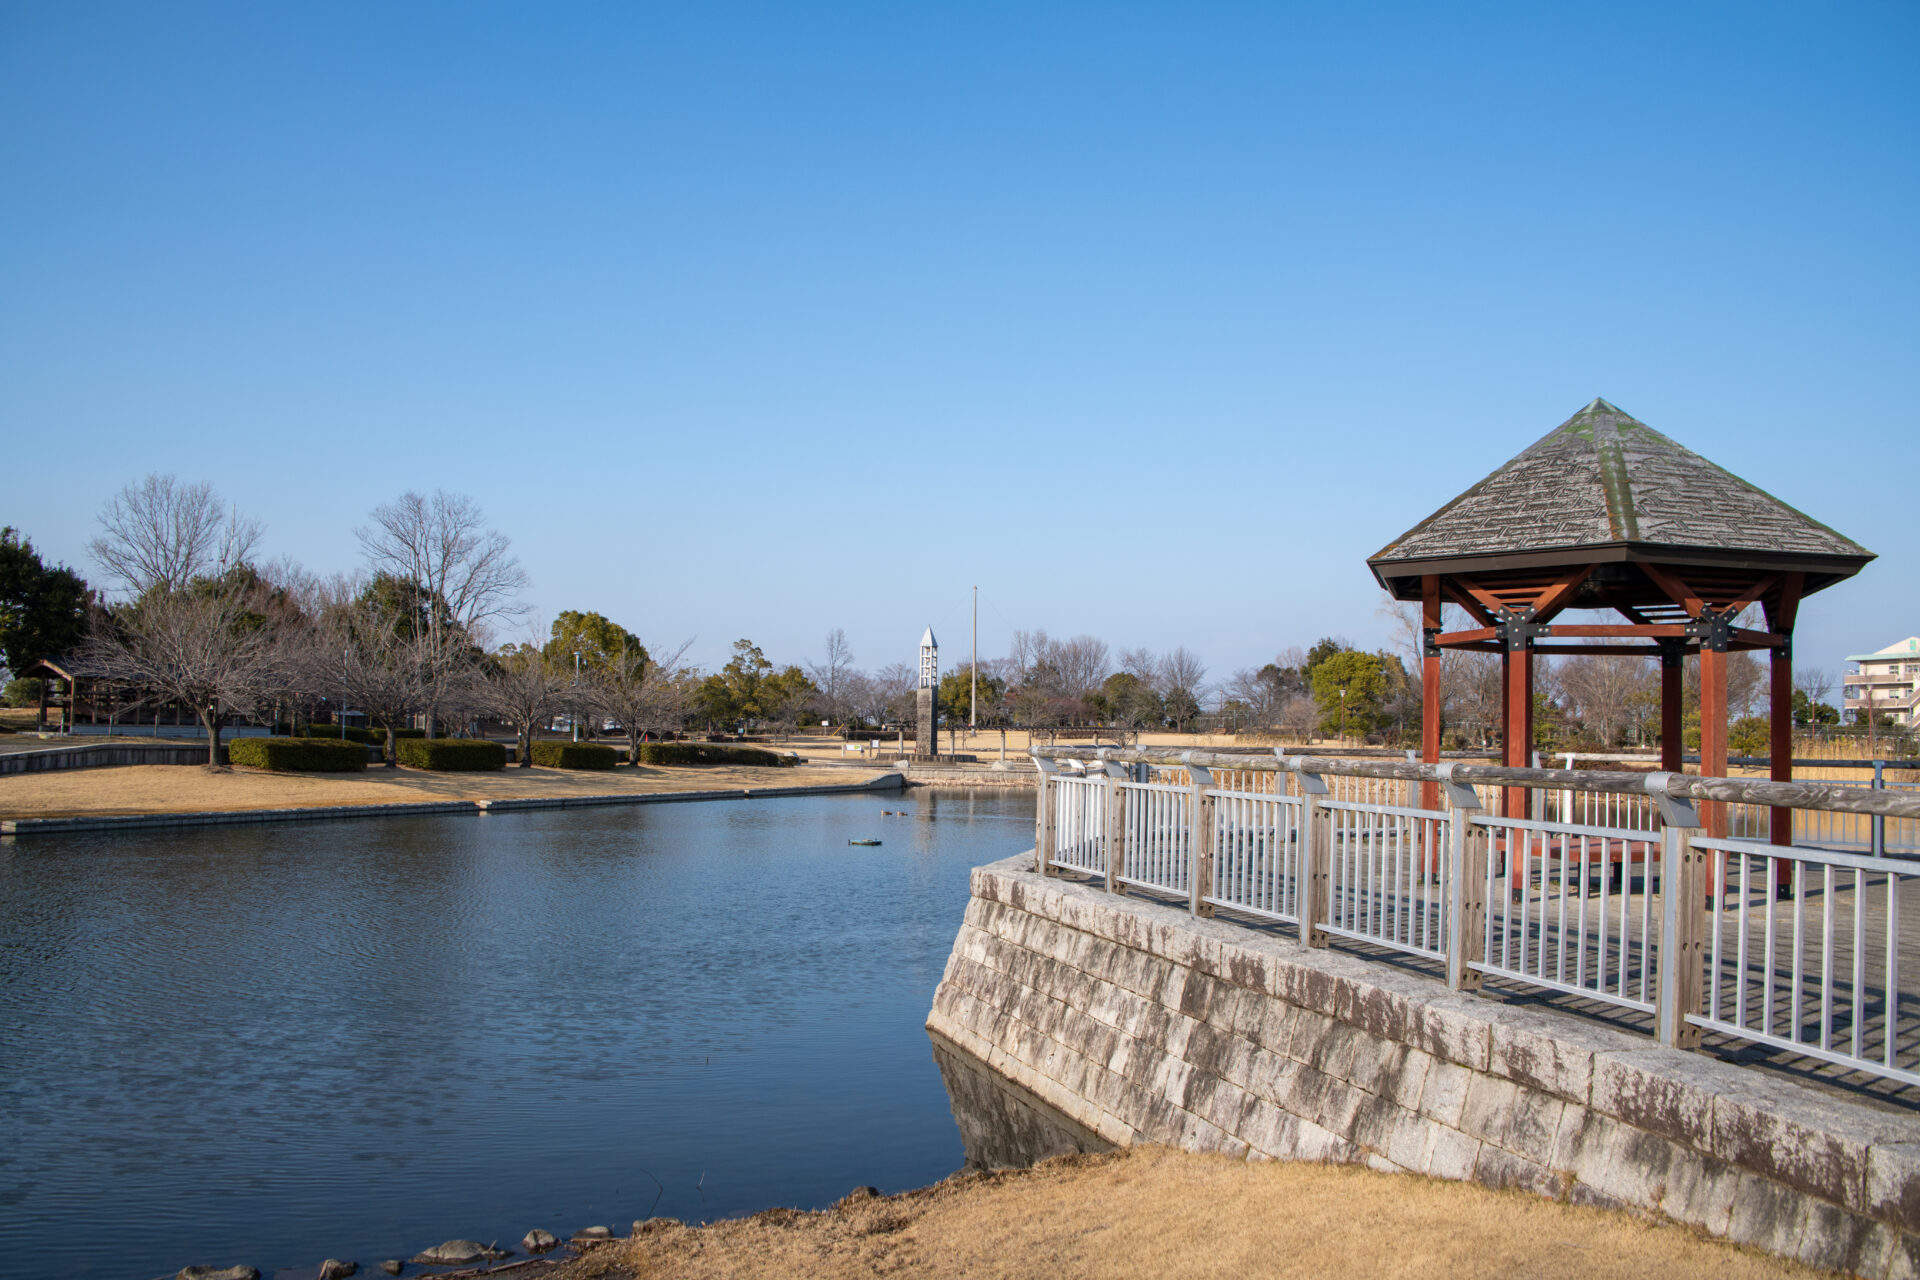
[1374,398,1874,845]
[1370,398,1873,604]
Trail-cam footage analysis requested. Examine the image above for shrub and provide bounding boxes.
[530,741,618,770]
[2,677,44,708]
[396,737,507,771]
[301,724,381,744]
[229,736,368,772]
[634,742,796,768]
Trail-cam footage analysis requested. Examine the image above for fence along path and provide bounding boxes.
[1031,747,1920,1094]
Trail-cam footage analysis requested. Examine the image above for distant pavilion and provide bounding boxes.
[1368,398,1874,840]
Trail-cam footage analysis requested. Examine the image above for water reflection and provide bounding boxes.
[0,790,1035,1280]
[930,1033,1111,1170]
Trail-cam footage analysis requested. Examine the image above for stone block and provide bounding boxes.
[1307,1021,1364,1081]
[1418,1059,1473,1130]
[1385,1047,1432,1113]
[1709,1070,1920,1219]
[1500,1087,1565,1169]
[1473,1144,1562,1198]
[1486,1010,1632,1104]
[1871,1144,1920,1234]
[1425,1126,1482,1180]
[1589,1049,1717,1151]
[1404,995,1492,1071]
[1457,1075,1518,1147]
[1346,1035,1407,1098]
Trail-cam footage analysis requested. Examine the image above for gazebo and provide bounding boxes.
[1369,398,1874,840]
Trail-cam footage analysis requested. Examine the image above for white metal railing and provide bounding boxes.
[1322,801,1450,959]
[1471,815,1663,1014]
[1030,746,1920,1091]
[1693,837,1920,1086]
[1205,787,1304,923]
[1117,780,1194,895]
[1049,774,1106,875]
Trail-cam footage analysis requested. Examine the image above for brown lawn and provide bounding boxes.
[555,1147,1833,1280]
[0,761,889,819]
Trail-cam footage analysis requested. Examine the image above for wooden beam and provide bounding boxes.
[1538,624,1691,639]
[1451,575,1510,619]
[1701,645,1729,843]
[1528,563,1597,623]
[1725,573,1780,617]
[1504,638,1533,818]
[1729,628,1785,648]
[1435,627,1499,647]
[1443,582,1496,627]
[1640,562,1706,617]
[1531,644,1665,655]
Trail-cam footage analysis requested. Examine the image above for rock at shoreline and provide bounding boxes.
[633,1218,681,1236]
[178,1268,259,1280]
[571,1225,613,1243]
[407,1240,506,1266]
[318,1261,357,1280]
[521,1229,558,1254]
[379,1263,403,1276]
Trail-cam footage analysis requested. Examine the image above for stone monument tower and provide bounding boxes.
[915,626,939,761]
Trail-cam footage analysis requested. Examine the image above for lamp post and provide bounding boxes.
[1339,686,1348,741]
[572,651,582,742]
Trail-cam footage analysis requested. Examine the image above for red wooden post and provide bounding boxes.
[1504,629,1532,819]
[1767,574,1803,853]
[1421,575,1441,814]
[1700,643,1729,841]
[1660,644,1683,773]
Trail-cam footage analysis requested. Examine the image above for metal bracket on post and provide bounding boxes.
[1103,755,1128,895]
[1649,771,1705,1049]
[1033,756,1059,876]
[1438,763,1484,989]
[1295,762,1331,947]
[1183,752,1215,918]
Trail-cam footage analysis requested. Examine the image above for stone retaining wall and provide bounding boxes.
[0,775,905,836]
[927,854,1920,1278]
[0,742,215,774]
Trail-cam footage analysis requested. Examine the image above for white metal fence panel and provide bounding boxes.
[1206,788,1304,924]
[1692,837,1920,1087]
[1050,775,1107,876]
[1118,781,1194,894]
[1471,816,1664,1014]
[1321,801,1451,959]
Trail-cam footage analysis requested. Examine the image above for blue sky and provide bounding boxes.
[3,2,1914,684]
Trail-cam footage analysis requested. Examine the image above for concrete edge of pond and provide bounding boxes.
[0,774,908,837]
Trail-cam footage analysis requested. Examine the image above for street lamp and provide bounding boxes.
[1339,686,1348,741]
[572,651,582,742]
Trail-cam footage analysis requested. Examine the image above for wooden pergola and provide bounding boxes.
[1369,398,1874,840]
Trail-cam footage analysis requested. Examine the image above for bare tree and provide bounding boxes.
[806,629,857,731]
[486,641,566,768]
[874,661,918,725]
[328,592,433,768]
[1158,647,1208,732]
[1557,655,1656,749]
[1278,695,1318,744]
[357,491,527,736]
[587,637,695,764]
[90,474,262,599]
[86,575,281,765]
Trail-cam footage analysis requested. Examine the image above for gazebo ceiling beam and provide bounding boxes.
[1527,563,1598,624]
[1640,562,1707,617]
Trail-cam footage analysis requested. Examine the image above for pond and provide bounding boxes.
[0,788,1068,1280]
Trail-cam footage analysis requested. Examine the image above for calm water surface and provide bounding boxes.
[0,789,1034,1280]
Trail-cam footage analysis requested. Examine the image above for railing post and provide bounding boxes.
[1874,761,1887,858]
[1649,772,1705,1049]
[1033,756,1058,876]
[1184,753,1214,918]
[1438,763,1484,991]
[1103,757,1128,895]
[1293,758,1332,948]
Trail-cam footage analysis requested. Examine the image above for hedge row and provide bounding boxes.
[396,738,507,771]
[229,737,369,772]
[635,742,795,768]
[301,725,430,744]
[530,741,618,770]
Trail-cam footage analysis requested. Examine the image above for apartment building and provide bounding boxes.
[1844,636,1920,727]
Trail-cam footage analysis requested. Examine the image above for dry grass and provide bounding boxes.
[555,1147,1831,1280]
[0,761,888,819]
